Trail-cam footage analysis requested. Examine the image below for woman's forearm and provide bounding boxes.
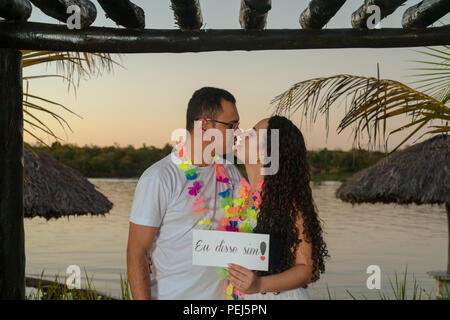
[258,264,315,293]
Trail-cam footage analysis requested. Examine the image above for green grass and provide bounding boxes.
[26,265,449,300]
[344,265,448,300]
[442,280,450,300]
[26,268,131,300]
[120,272,131,300]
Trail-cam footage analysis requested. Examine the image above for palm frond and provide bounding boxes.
[21,50,124,94]
[24,93,82,119]
[407,46,450,104]
[21,50,122,145]
[272,74,449,152]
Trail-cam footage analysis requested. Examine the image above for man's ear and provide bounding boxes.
[198,118,209,132]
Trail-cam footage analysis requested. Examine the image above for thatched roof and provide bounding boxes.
[24,148,113,220]
[0,0,449,53]
[336,135,449,205]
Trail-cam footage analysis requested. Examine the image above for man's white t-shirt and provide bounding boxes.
[129,152,243,300]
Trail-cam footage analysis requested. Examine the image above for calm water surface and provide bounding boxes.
[24,179,447,299]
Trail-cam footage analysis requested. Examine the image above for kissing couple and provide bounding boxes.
[127,87,329,300]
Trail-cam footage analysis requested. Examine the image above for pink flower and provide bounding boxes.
[188,181,202,196]
[226,226,239,232]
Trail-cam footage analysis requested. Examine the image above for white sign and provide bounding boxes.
[192,230,270,271]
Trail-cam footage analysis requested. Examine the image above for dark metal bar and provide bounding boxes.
[0,21,449,53]
[97,0,145,29]
[402,0,450,29]
[239,0,271,30]
[0,48,25,300]
[170,0,203,31]
[29,0,96,29]
[299,0,347,29]
[0,0,32,21]
[351,0,407,29]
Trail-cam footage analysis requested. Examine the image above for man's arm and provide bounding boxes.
[127,222,158,300]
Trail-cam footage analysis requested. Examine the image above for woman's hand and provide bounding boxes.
[227,263,261,294]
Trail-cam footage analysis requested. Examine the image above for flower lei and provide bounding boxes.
[219,178,264,300]
[175,140,264,300]
[175,140,230,229]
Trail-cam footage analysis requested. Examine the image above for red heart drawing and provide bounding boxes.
[260,256,265,261]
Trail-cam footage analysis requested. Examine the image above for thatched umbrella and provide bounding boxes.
[336,134,449,297]
[24,148,113,220]
[336,135,449,205]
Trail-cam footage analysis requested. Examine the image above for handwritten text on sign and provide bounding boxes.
[192,230,270,271]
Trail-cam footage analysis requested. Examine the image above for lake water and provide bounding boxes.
[24,178,448,299]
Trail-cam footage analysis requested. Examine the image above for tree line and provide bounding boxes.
[31,142,386,181]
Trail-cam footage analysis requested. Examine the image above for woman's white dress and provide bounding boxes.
[244,287,311,300]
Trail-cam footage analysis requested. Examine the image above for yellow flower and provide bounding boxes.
[177,160,192,170]
[240,221,253,233]
[233,198,246,207]
[245,209,258,220]
[226,283,234,296]
[197,219,212,227]
[224,205,233,218]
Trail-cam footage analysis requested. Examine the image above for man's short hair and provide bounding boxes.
[186,87,236,132]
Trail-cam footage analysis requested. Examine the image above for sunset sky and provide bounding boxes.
[23,0,449,151]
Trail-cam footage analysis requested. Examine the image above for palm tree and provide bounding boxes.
[21,50,123,154]
[271,46,449,153]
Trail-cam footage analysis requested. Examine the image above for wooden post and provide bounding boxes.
[426,203,450,299]
[97,0,145,29]
[239,0,271,30]
[351,0,407,29]
[170,0,203,31]
[0,48,25,299]
[402,0,450,29]
[30,0,97,29]
[299,0,347,29]
[447,203,449,275]
[0,0,32,21]
[1,22,450,53]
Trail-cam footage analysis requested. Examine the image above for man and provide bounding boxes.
[127,87,243,299]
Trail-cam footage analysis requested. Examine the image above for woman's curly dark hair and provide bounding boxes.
[253,116,329,286]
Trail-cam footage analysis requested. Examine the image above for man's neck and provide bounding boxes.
[186,136,212,167]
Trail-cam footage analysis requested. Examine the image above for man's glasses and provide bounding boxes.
[203,118,240,130]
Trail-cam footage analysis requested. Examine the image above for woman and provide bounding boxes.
[227,115,329,300]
